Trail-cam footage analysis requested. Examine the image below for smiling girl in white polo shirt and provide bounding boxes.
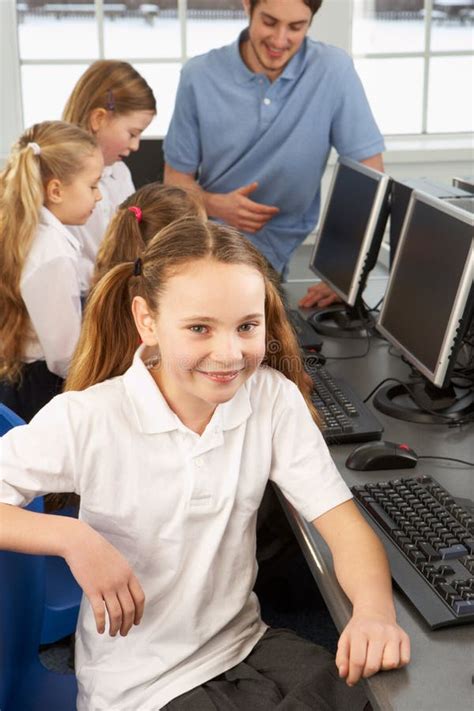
[0,120,103,422]
[0,218,409,710]
[63,60,156,289]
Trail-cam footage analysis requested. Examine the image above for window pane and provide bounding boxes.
[428,56,474,132]
[355,57,424,134]
[186,3,247,57]
[16,1,98,60]
[134,63,181,136]
[104,1,181,58]
[431,6,474,51]
[21,64,89,128]
[352,1,426,54]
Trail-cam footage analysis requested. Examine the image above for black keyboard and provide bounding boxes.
[305,359,384,444]
[352,475,474,629]
[289,309,323,351]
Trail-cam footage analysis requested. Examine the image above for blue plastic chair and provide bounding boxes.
[0,403,24,435]
[0,402,82,644]
[0,497,77,711]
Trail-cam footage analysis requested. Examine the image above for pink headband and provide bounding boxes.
[127,206,142,223]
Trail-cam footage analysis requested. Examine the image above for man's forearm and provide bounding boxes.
[163,163,219,218]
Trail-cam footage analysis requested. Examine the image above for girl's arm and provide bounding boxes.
[312,499,410,686]
[0,502,145,637]
[21,257,82,378]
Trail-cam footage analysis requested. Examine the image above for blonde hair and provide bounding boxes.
[92,183,205,285]
[63,60,156,131]
[0,121,98,381]
[66,217,317,422]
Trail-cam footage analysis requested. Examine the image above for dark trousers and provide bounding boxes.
[0,361,63,422]
[163,627,368,711]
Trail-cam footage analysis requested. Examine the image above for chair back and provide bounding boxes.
[0,403,25,436]
[0,497,45,707]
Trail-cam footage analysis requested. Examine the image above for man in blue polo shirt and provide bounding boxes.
[164,0,384,305]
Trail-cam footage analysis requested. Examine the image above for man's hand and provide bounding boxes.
[208,182,279,233]
[336,611,410,686]
[65,524,145,637]
[298,282,342,308]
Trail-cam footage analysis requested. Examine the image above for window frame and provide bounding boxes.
[1,0,472,161]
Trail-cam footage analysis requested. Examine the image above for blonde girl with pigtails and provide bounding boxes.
[63,60,156,288]
[0,120,103,421]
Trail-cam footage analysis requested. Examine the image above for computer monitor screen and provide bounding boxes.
[377,192,474,388]
[309,158,390,306]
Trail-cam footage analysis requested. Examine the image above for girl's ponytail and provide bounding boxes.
[65,262,140,391]
[0,121,97,381]
[92,207,147,286]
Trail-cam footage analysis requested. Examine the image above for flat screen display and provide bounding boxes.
[310,159,389,304]
[378,193,473,385]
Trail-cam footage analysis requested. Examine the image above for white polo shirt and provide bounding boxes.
[0,347,352,710]
[20,206,83,378]
[69,160,134,290]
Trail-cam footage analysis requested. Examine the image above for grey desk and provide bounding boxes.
[282,280,474,711]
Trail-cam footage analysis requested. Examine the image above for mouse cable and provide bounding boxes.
[417,455,474,467]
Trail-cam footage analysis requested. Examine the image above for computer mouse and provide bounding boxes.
[345,440,418,471]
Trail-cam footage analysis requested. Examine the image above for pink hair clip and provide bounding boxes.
[127,206,143,223]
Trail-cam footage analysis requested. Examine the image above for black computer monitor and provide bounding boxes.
[374,191,474,424]
[308,158,391,338]
[389,180,413,268]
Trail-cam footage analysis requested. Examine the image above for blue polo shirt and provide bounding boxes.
[164,33,385,273]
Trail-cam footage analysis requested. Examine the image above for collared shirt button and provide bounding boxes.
[195,457,204,467]
[263,97,271,106]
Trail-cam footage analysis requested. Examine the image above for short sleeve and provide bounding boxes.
[21,256,82,378]
[270,377,351,522]
[0,396,77,507]
[163,64,202,174]
[330,61,385,161]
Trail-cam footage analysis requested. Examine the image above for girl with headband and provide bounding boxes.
[63,60,156,289]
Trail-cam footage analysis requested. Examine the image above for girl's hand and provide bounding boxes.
[65,523,145,637]
[336,612,410,686]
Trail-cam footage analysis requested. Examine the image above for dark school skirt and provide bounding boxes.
[163,627,369,711]
[0,360,63,423]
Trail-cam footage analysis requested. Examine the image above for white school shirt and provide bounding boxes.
[69,160,135,289]
[20,206,83,379]
[0,348,352,710]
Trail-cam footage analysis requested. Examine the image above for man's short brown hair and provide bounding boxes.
[248,0,323,16]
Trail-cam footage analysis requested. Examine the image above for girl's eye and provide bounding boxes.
[238,323,258,333]
[189,325,208,334]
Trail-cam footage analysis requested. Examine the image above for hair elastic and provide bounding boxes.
[128,206,143,223]
[106,89,115,111]
[133,257,142,277]
[27,142,41,156]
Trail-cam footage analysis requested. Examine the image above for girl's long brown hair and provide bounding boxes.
[92,183,205,286]
[0,121,97,381]
[63,60,156,130]
[66,217,317,421]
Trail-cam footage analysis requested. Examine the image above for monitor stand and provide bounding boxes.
[310,302,375,339]
[373,380,474,424]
